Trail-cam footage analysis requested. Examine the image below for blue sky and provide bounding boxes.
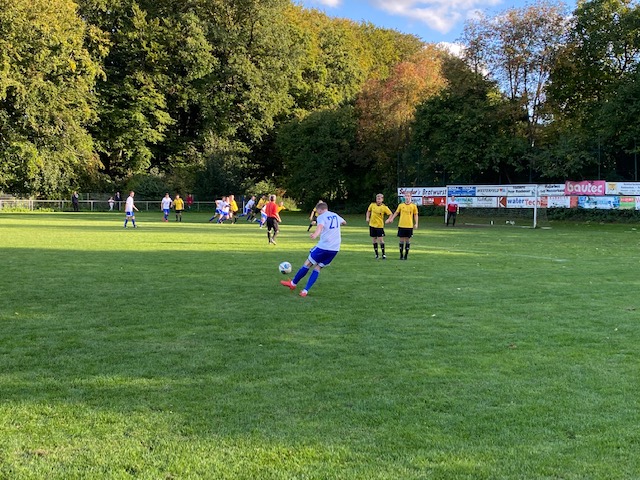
[296,0,576,44]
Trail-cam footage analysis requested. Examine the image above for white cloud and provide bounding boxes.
[437,41,465,58]
[311,0,342,6]
[373,0,502,34]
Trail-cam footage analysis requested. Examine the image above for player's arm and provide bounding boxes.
[386,210,398,224]
[310,223,324,239]
[413,211,419,229]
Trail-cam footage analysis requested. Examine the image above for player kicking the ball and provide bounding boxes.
[280,202,346,297]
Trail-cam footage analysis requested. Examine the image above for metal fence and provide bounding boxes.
[0,199,218,212]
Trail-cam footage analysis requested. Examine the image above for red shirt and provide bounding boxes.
[447,202,458,212]
[265,201,279,218]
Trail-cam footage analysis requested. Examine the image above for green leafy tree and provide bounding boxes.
[0,0,102,197]
[546,0,640,179]
[355,46,446,192]
[412,56,528,184]
[462,1,567,153]
[78,1,175,180]
[276,107,357,209]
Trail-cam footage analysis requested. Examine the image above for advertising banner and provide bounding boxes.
[448,186,477,197]
[506,185,538,196]
[565,180,606,196]
[398,187,424,197]
[421,187,447,197]
[456,197,475,207]
[619,196,636,209]
[546,196,571,208]
[475,185,508,196]
[606,182,640,196]
[538,184,566,195]
[421,196,446,206]
[577,196,620,209]
[398,187,447,197]
[399,183,638,209]
[472,196,499,208]
[506,197,542,208]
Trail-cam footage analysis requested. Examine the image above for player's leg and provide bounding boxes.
[267,218,274,243]
[380,238,386,259]
[404,234,412,259]
[299,250,337,296]
[300,265,322,297]
[281,258,313,290]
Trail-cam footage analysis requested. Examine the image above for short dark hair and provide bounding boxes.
[316,202,328,211]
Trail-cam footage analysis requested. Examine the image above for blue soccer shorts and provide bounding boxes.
[308,247,338,267]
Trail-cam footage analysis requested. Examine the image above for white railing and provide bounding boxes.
[0,200,218,212]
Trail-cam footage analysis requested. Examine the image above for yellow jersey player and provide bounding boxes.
[366,193,392,259]
[172,194,185,222]
[386,193,419,260]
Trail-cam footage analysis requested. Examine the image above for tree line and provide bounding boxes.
[1,0,639,208]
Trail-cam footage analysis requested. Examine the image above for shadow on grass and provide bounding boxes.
[0,246,461,446]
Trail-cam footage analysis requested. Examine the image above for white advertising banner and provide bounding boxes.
[605,182,640,196]
[472,196,499,208]
[538,184,566,195]
[398,187,447,197]
[506,197,542,208]
[456,197,475,207]
[475,185,509,196]
[398,187,423,197]
[545,196,571,208]
[506,185,538,196]
[398,184,640,209]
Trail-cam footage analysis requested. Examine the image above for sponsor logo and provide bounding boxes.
[565,181,606,196]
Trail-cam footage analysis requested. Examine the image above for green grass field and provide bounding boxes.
[1,210,639,479]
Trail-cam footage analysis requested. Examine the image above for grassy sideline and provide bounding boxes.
[1,210,639,479]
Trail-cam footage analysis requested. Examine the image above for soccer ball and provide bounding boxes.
[279,261,292,274]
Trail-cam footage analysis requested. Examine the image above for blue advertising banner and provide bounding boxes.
[448,186,477,197]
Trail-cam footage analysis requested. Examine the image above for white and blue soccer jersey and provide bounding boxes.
[125,196,135,215]
[161,197,172,212]
[316,210,345,252]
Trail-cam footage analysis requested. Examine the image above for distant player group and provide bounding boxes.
[122,189,420,298]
